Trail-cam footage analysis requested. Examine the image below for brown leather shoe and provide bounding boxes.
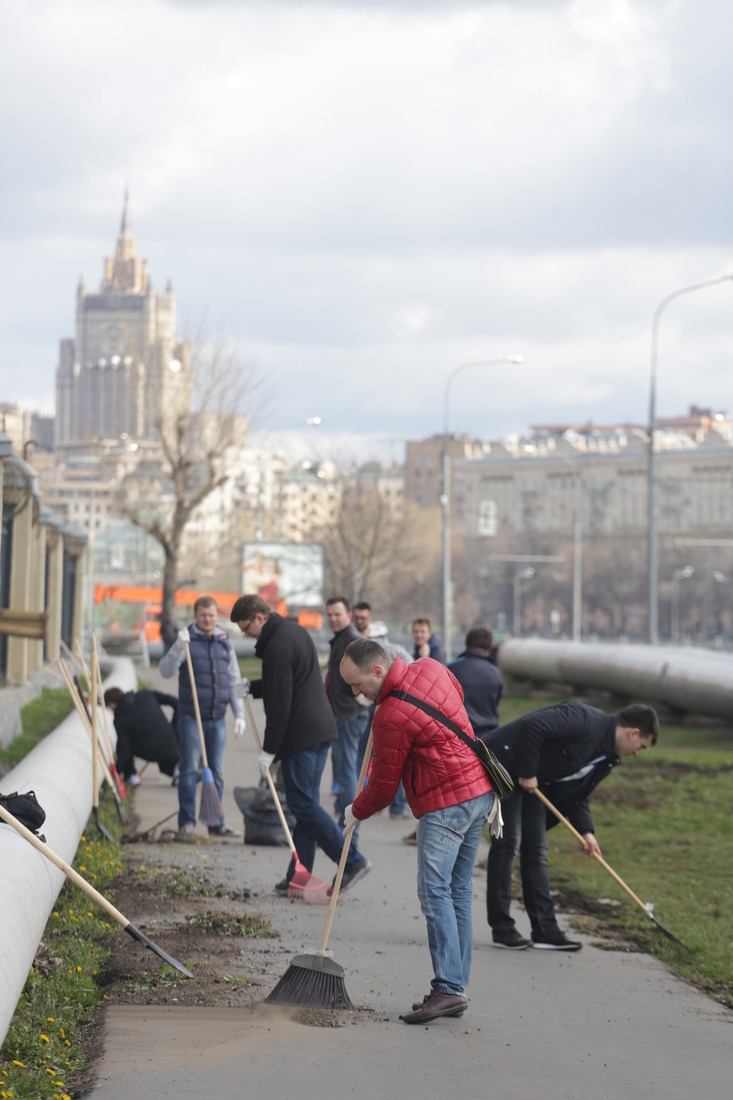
[401,990,468,1024]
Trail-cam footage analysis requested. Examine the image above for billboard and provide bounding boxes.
[241,541,325,611]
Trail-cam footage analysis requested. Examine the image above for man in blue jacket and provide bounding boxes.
[483,700,659,951]
[447,626,503,740]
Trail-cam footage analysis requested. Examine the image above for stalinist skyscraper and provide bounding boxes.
[55,192,191,452]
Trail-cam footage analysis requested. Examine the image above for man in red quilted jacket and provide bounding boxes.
[340,637,495,1025]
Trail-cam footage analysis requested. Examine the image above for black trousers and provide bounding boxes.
[486,787,561,938]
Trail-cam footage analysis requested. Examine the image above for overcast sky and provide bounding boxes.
[2,0,732,461]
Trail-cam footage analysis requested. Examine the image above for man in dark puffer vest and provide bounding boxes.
[159,595,245,839]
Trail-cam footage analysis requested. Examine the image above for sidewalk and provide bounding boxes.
[88,686,731,1100]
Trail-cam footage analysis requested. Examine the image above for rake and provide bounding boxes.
[89,647,114,842]
[0,801,192,978]
[533,787,693,952]
[243,696,330,904]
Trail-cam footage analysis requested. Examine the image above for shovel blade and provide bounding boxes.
[125,921,193,978]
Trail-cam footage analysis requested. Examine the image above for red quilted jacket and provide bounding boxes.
[352,657,492,820]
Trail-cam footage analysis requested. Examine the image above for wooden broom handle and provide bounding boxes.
[243,696,298,858]
[0,802,132,931]
[90,647,99,809]
[57,660,118,795]
[533,787,650,915]
[318,726,374,954]
[92,632,116,765]
[183,640,209,767]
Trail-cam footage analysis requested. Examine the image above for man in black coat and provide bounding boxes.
[483,700,659,951]
[231,595,371,895]
[104,687,180,787]
[447,626,503,739]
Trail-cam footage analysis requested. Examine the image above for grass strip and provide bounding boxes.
[0,799,124,1100]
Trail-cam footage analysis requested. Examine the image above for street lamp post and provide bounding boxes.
[441,355,523,660]
[646,274,733,645]
[512,566,535,636]
[671,565,695,643]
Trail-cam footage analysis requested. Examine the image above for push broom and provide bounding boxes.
[243,696,330,904]
[533,787,692,952]
[0,801,192,978]
[265,726,374,1008]
[183,640,225,829]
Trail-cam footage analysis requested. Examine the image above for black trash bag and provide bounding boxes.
[233,783,296,847]
[0,789,47,842]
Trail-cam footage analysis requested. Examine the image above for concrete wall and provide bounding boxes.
[0,656,136,1045]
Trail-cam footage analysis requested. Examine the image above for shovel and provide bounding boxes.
[0,801,193,977]
[533,787,693,953]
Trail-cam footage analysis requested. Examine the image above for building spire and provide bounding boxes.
[120,185,131,237]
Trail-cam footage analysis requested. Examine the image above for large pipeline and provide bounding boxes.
[496,639,733,721]
[0,656,136,1045]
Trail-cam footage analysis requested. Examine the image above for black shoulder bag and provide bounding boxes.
[0,789,47,841]
[386,689,514,799]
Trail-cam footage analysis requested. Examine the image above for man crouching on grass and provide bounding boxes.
[340,637,496,1024]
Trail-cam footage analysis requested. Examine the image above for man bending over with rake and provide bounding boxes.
[232,595,371,897]
[340,637,497,1024]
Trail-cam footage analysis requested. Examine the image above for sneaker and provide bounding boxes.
[171,765,180,787]
[174,824,197,843]
[208,824,241,838]
[127,773,141,789]
[328,857,372,895]
[531,930,582,951]
[274,878,290,896]
[402,830,417,846]
[492,929,531,950]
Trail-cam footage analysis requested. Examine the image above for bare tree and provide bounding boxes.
[315,477,442,621]
[116,330,264,622]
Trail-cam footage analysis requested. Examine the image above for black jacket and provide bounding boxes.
[483,701,620,836]
[326,622,363,719]
[447,649,503,737]
[251,614,337,759]
[113,690,180,779]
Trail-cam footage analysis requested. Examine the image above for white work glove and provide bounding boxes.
[257,750,276,777]
[177,627,190,648]
[234,677,250,699]
[343,803,358,835]
[487,796,504,840]
[233,717,246,738]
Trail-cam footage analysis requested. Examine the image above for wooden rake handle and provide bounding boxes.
[183,640,209,768]
[532,787,650,916]
[0,801,133,931]
[243,696,298,858]
[318,725,373,954]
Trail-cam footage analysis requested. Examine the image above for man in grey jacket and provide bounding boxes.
[159,595,245,840]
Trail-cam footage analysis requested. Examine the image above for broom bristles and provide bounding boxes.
[265,953,353,1008]
[199,766,224,828]
[288,860,332,905]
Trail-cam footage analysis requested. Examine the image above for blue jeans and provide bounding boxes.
[177,715,227,829]
[417,791,493,995]
[280,742,363,879]
[334,710,371,835]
